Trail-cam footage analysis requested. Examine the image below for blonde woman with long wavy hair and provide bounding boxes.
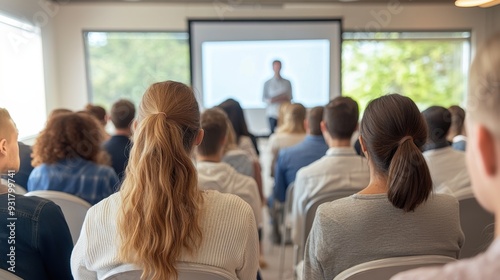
[71,81,259,280]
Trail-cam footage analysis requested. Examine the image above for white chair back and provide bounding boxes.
[0,269,23,280]
[0,179,27,195]
[454,187,495,259]
[103,262,235,280]
[333,255,456,280]
[24,190,91,244]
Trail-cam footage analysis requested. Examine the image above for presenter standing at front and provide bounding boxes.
[263,60,293,134]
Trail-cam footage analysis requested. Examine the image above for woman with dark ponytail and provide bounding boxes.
[302,94,464,280]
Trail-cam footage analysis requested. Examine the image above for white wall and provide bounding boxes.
[2,1,500,134]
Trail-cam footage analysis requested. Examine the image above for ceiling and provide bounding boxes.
[53,0,456,4]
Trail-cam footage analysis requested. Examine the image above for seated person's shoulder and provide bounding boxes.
[2,193,61,217]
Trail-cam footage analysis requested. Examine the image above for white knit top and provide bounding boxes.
[71,190,259,280]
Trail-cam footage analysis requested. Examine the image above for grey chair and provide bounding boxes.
[24,190,91,244]
[0,269,23,280]
[103,262,235,280]
[455,187,495,259]
[332,255,456,280]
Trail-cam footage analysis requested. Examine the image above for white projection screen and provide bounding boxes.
[189,19,342,135]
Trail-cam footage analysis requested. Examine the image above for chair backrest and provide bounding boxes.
[454,187,495,259]
[103,262,235,280]
[0,179,27,195]
[25,190,91,244]
[302,189,359,248]
[333,255,456,280]
[0,269,23,280]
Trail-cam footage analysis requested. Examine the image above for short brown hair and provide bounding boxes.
[111,99,136,129]
[85,104,107,126]
[468,33,500,136]
[360,94,431,212]
[308,106,324,136]
[324,96,359,140]
[32,112,109,166]
[198,108,228,156]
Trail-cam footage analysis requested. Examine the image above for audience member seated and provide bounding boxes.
[196,108,262,230]
[292,97,370,244]
[27,112,118,205]
[273,106,328,204]
[447,105,467,151]
[269,106,328,243]
[223,118,255,178]
[71,81,259,280]
[303,94,464,280]
[85,104,110,140]
[268,103,307,177]
[392,32,500,280]
[103,99,135,181]
[1,141,33,189]
[49,108,72,120]
[0,108,74,280]
[422,106,471,194]
[219,98,260,156]
[219,98,264,202]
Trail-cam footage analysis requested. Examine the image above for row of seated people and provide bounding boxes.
[269,99,470,245]
[0,33,499,280]
[0,82,263,280]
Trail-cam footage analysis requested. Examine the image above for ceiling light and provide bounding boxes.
[455,0,500,7]
[480,0,500,7]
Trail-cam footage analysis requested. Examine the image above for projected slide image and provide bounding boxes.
[202,39,330,109]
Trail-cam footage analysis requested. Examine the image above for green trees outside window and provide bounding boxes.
[84,31,470,112]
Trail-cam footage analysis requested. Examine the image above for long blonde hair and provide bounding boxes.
[118,81,203,280]
[277,103,306,134]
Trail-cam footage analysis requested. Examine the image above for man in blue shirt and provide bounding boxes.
[270,106,327,244]
[273,106,328,203]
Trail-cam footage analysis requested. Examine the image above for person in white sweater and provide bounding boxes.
[71,81,259,280]
[303,94,464,280]
[196,108,262,227]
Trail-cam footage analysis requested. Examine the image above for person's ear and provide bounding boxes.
[476,125,497,176]
[195,129,204,146]
[359,135,368,157]
[0,138,7,156]
[320,121,327,133]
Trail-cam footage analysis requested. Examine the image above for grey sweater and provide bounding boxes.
[302,193,464,280]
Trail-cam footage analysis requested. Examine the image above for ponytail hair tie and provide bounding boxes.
[156,112,167,118]
[399,135,413,145]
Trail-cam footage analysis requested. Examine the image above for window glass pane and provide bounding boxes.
[0,14,46,140]
[85,32,190,109]
[342,32,471,111]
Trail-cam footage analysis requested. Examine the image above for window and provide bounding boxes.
[342,32,471,111]
[84,32,190,109]
[0,13,46,140]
